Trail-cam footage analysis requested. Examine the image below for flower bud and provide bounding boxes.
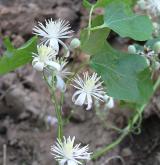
[137,0,146,10]
[153,41,160,53]
[104,95,114,109]
[128,45,136,54]
[33,62,44,71]
[70,38,81,50]
[153,22,159,30]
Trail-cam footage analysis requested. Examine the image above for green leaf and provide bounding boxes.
[81,28,110,55]
[145,37,160,49]
[91,15,104,27]
[137,68,153,103]
[0,36,37,75]
[83,0,92,8]
[100,2,153,41]
[3,37,15,52]
[81,29,153,103]
[96,0,136,7]
[83,0,135,8]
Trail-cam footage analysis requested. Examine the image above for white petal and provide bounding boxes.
[65,49,70,57]
[33,61,44,71]
[60,159,67,165]
[46,61,61,70]
[50,38,59,53]
[72,90,83,103]
[67,160,78,165]
[56,76,66,92]
[104,95,109,102]
[86,94,93,110]
[75,92,86,106]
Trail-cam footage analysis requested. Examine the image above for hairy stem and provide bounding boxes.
[43,71,64,140]
[52,93,63,140]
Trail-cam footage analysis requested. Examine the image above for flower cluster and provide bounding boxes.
[33,18,108,109]
[146,0,160,16]
[128,43,160,70]
[32,18,112,165]
[32,19,80,92]
[137,0,160,16]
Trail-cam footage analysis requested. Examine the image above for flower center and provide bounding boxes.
[38,46,52,62]
[84,79,95,93]
[64,143,73,159]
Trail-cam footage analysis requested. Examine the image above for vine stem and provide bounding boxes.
[43,71,64,141]
[92,76,160,160]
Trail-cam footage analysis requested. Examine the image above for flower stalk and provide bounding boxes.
[51,92,64,141]
[43,71,64,140]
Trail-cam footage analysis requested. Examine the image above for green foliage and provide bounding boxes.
[80,28,110,55]
[84,1,152,41]
[83,0,135,8]
[100,2,152,41]
[146,37,160,49]
[81,28,153,103]
[0,36,37,75]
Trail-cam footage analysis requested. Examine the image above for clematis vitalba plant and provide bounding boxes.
[1,0,160,164]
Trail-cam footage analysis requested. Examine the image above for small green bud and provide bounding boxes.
[153,22,159,29]
[128,45,136,54]
[70,38,81,50]
[153,41,160,53]
[137,0,146,10]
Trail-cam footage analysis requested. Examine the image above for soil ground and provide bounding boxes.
[0,0,160,165]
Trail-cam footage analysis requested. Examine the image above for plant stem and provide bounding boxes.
[92,76,160,160]
[51,93,63,140]
[91,127,129,160]
[87,5,95,37]
[154,76,160,91]
[43,71,64,140]
[90,25,104,31]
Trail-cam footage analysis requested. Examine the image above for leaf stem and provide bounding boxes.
[89,24,104,31]
[88,5,95,37]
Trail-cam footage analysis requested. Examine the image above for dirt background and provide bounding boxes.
[0,0,160,165]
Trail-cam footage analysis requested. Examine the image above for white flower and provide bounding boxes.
[33,19,73,55]
[72,72,105,110]
[146,0,160,16]
[54,58,71,91]
[51,136,91,165]
[32,45,60,71]
[104,95,114,109]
